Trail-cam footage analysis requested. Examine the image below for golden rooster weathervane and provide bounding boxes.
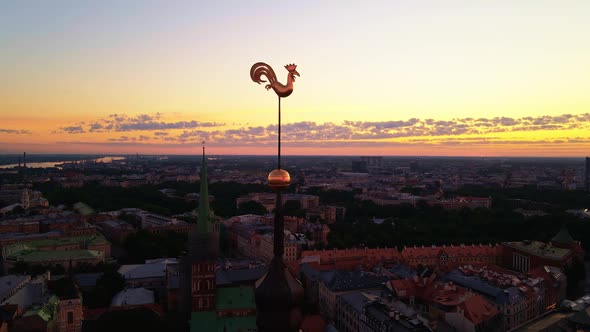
[250,62,300,98]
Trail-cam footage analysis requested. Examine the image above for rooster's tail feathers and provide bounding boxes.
[250,62,277,85]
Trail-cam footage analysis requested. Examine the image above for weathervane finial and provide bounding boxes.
[250,62,300,98]
[251,61,304,332]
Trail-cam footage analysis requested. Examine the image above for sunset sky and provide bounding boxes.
[1,1,590,156]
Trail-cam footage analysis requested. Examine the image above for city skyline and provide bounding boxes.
[2,1,590,156]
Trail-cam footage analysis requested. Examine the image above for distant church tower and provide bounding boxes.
[181,145,219,313]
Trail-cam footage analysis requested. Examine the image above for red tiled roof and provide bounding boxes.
[389,279,416,299]
[457,264,537,292]
[431,285,467,307]
[300,315,326,332]
[388,275,499,327]
[459,294,498,326]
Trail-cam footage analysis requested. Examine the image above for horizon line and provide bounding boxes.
[1,153,589,159]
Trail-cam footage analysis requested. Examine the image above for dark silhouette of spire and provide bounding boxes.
[181,143,219,315]
[198,145,211,234]
[255,190,304,331]
[254,97,304,332]
[188,143,218,259]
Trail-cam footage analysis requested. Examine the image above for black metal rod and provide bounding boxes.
[274,191,284,257]
[278,96,281,169]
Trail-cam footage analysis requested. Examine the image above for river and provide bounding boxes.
[0,156,125,169]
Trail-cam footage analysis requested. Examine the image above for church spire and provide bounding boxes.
[182,143,218,314]
[198,142,211,234]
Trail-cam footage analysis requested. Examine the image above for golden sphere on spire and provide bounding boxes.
[268,169,290,191]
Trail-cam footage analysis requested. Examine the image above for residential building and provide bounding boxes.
[0,187,31,209]
[48,277,84,332]
[0,275,31,303]
[401,244,501,270]
[226,215,307,263]
[444,265,544,330]
[0,211,96,239]
[433,196,492,210]
[515,295,590,332]
[530,266,567,311]
[236,193,320,212]
[134,211,194,235]
[10,296,59,332]
[502,228,583,273]
[302,247,402,271]
[388,275,501,332]
[2,234,110,270]
[2,273,51,309]
[360,156,384,172]
[318,271,388,321]
[4,247,105,270]
[96,219,136,244]
[111,288,155,307]
[118,258,179,302]
[254,229,306,263]
[336,291,372,332]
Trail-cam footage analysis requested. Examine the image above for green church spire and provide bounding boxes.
[198,144,211,234]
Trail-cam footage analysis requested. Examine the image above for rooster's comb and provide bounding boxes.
[285,64,297,71]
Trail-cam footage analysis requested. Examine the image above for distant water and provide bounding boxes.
[0,156,124,169]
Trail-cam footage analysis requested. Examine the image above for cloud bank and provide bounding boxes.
[53,112,590,148]
[0,129,31,135]
[58,113,224,134]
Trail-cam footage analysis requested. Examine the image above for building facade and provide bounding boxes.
[502,228,584,273]
[401,244,501,270]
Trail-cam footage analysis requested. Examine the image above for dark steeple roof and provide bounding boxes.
[187,145,218,259]
[198,145,211,234]
[551,226,576,244]
[181,145,220,314]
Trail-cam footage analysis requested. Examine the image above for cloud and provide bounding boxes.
[89,123,103,131]
[153,112,590,145]
[0,129,31,135]
[55,112,590,149]
[58,113,225,134]
[60,126,85,134]
[108,136,130,142]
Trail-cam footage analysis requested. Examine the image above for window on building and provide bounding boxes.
[440,252,448,265]
[67,312,74,324]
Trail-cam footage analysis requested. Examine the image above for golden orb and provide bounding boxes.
[268,169,290,191]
